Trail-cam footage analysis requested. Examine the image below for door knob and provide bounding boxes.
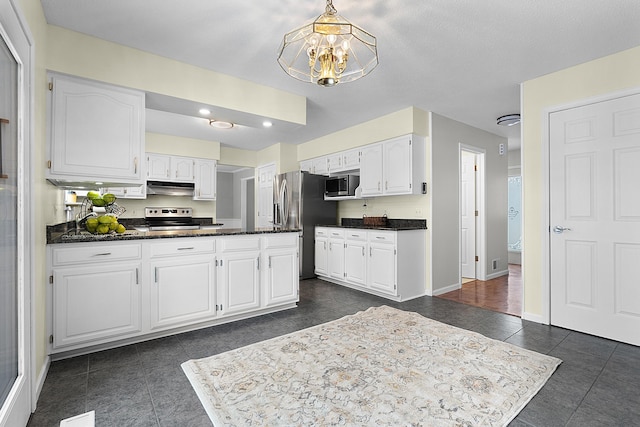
[553,225,572,234]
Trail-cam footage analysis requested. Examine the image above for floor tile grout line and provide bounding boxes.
[137,341,163,427]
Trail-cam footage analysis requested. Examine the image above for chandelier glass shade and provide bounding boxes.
[277,0,378,87]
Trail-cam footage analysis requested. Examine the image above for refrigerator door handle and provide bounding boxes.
[280,179,289,226]
[273,202,281,226]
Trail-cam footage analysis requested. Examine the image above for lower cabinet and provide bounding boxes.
[315,226,426,301]
[48,232,300,355]
[52,262,142,348]
[314,228,329,276]
[218,250,261,316]
[149,255,216,331]
[263,233,299,307]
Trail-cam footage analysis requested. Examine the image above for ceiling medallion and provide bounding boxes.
[277,0,378,87]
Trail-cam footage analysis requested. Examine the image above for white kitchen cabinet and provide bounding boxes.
[344,230,367,286]
[149,255,216,331]
[341,149,361,171]
[52,262,142,349]
[312,156,329,175]
[359,143,384,196]
[326,153,343,174]
[328,228,345,280]
[194,159,217,200]
[46,73,145,186]
[147,153,171,180]
[299,159,313,173]
[315,226,426,301]
[263,234,299,307]
[367,231,397,295]
[360,135,426,197]
[146,153,195,182]
[50,242,143,349]
[257,163,276,228]
[102,184,146,199]
[314,228,329,276]
[217,236,261,316]
[148,238,216,331]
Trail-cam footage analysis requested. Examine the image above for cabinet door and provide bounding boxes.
[326,153,343,174]
[328,237,345,280]
[368,242,396,295]
[150,256,216,330]
[360,144,383,196]
[342,149,361,171]
[299,159,313,173]
[103,185,146,199]
[264,248,299,307]
[384,136,413,195]
[345,240,367,286]
[48,74,144,183]
[257,163,276,227]
[147,153,170,180]
[194,159,217,200]
[52,262,141,348]
[314,236,328,276]
[312,156,329,175]
[172,156,195,182]
[218,251,261,316]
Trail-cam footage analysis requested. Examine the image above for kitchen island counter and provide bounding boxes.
[47,224,300,244]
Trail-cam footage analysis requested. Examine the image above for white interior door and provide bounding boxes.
[460,150,476,279]
[550,92,640,346]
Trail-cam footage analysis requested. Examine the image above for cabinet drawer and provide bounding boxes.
[345,230,367,241]
[263,233,299,249]
[315,227,330,237]
[52,243,141,266]
[150,238,215,257]
[219,236,261,252]
[328,229,345,239]
[368,231,396,244]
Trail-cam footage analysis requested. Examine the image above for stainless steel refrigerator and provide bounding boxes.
[273,171,337,279]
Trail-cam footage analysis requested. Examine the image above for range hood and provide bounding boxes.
[146,180,195,196]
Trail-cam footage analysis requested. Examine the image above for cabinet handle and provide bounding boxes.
[362,247,364,256]
[177,247,195,251]
[378,181,381,191]
[385,181,388,190]
[269,256,272,268]
[154,267,158,283]
[370,247,372,257]
[324,242,326,250]
[134,157,138,174]
[376,236,386,240]
[257,257,260,270]
[92,252,112,257]
[135,268,139,285]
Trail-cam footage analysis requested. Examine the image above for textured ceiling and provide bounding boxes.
[40,0,640,151]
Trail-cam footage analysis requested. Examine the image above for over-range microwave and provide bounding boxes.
[325,174,360,197]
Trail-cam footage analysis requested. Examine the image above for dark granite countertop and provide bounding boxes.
[47,219,300,244]
[330,218,427,231]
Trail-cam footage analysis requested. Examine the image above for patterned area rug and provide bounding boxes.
[182,306,561,426]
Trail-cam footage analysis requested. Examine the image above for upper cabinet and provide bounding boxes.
[361,135,425,197]
[147,153,194,182]
[46,73,145,186]
[194,159,217,200]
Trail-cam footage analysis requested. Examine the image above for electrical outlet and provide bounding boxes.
[492,259,499,270]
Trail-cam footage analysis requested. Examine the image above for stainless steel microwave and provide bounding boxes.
[325,174,360,197]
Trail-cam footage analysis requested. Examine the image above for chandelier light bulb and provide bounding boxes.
[327,34,337,45]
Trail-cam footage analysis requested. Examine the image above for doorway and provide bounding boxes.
[459,145,486,282]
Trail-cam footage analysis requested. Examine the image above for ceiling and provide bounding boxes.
[40,1,640,151]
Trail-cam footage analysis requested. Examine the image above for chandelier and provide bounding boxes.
[277,0,378,87]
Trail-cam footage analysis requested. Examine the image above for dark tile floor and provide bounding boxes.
[28,279,640,426]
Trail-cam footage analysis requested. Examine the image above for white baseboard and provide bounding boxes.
[522,312,547,325]
[34,356,50,406]
[432,282,460,296]
[485,269,509,280]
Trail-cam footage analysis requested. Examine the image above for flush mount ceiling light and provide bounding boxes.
[277,0,378,87]
[209,119,234,129]
[497,114,521,126]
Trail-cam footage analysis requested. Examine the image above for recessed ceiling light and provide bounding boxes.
[209,119,234,129]
[263,121,273,128]
[199,108,211,115]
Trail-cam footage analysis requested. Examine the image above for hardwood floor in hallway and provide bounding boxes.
[437,264,522,317]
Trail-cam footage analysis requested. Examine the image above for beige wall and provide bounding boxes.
[521,45,640,320]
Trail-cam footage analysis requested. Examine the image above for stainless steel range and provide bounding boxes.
[144,207,200,231]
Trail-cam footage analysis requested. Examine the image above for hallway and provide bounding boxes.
[437,264,522,317]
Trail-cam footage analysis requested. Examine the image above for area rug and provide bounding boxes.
[182,306,561,426]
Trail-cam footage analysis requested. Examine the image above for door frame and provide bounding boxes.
[458,144,486,282]
[541,86,640,325]
[0,0,34,425]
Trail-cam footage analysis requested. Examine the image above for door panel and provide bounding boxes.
[460,150,476,278]
[550,92,640,346]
